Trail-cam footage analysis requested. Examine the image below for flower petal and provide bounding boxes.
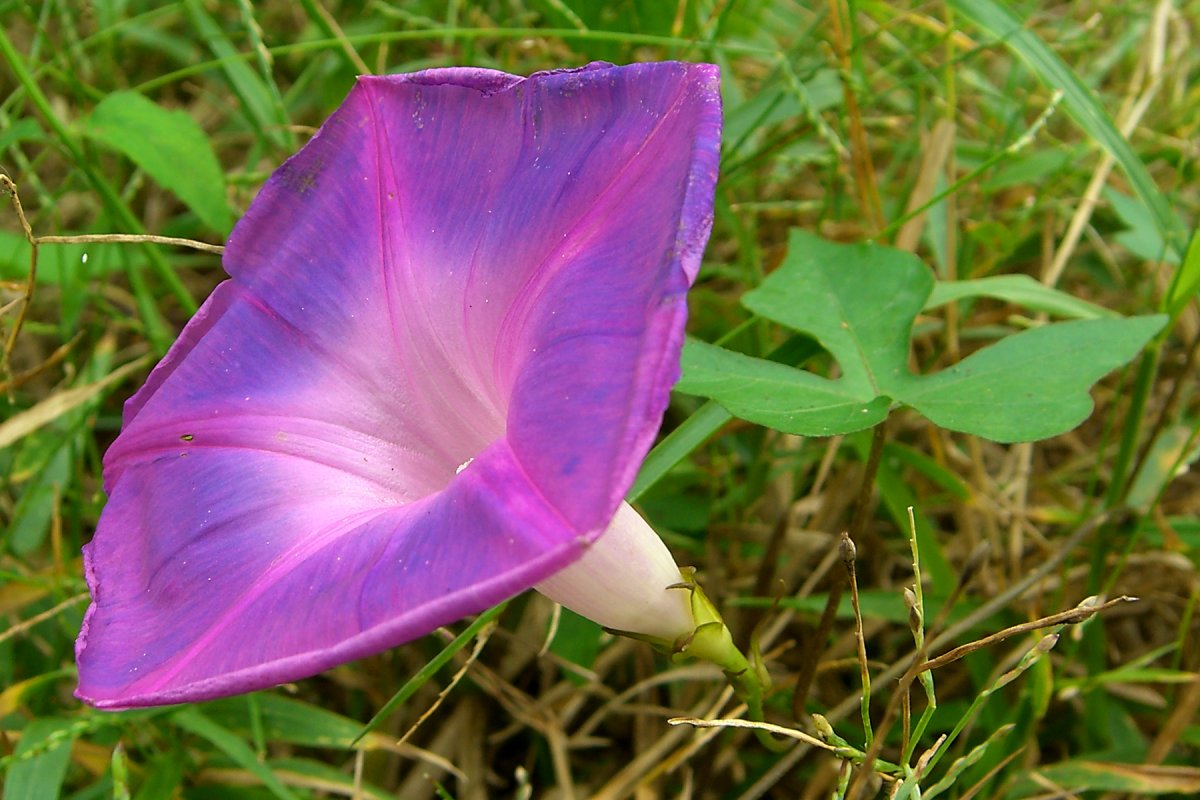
[78,440,578,707]
[357,62,722,531]
[77,62,722,707]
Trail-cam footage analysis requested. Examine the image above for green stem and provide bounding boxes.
[1105,340,1160,510]
[632,571,782,751]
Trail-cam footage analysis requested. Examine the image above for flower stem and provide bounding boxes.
[667,570,784,750]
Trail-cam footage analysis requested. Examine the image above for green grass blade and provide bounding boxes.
[629,401,731,503]
[172,707,301,800]
[3,718,78,800]
[352,601,508,746]
[235,0,292,132]
[947,0,1187,258]
[1166,229,1200,320]
[925,275,1117,320]
[296,0,370,74]
[182,0,294,150]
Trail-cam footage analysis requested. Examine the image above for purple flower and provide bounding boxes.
[75,62,722,709]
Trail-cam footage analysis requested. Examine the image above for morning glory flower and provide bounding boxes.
[75,62,725,709]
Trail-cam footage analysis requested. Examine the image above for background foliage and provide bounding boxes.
[2,1,1199,798]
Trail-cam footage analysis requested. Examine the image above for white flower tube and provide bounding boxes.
[537,502,771,724]
[535,502,695,646]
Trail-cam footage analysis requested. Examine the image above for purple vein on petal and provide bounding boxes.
[492,77,691,388]
[137,504,397,695]
[361,79,414,415]
[362,79,506,452]
[107,414,439,498]
[232,288,453,459]
[105,288,462,491]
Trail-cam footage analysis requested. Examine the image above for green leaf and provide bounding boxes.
[676,231,1165,442]
[1024,761,1200,794]
[82,91,231,234]
[8,434,72,555]
[1105,187,1181,265]
[0,117,43,151]
[172,707,300,800]
[680,340,892,436]
[743,234,931,397]
[898,317,1164,442]
[925,274,1116,320]
[4,718,78,800]
[204,693,415,754]
[1166,229,1200,319]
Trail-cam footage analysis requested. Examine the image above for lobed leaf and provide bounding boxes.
[742,233,930,397]
[680,339,891,436]
[676,230,1165,443]
[897,316,1165,442]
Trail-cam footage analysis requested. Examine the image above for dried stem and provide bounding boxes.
[841,532,872,746]
[1,174,37,390]
[792,421,888,720]
[835,512,1112,798]
[0,592,89,646]
[397,620,497,747]
[917,595,1136,673]
[36,233,225,254]
[825,0,884,232]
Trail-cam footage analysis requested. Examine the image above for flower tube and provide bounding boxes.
[536,501,695,647]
